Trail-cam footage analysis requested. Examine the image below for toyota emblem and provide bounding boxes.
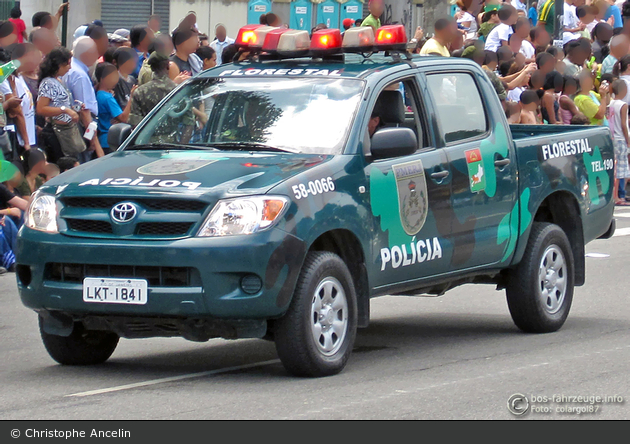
[110,202,138,223]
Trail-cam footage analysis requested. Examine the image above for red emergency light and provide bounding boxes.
[235,25,264,49]
[310,29,343,56]
[375,25,407,51]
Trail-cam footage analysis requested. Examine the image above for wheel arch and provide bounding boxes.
[308,229,370,328]
[530,191,585,286]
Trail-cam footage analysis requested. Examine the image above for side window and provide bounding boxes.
[367,78,427,151]
[426,73,488,144]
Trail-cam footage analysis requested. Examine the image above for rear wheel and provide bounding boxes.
[506,222,574,333]
[39,317,119,365]
[274,251,357,377]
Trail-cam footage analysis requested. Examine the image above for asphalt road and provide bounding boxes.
[1,209,629,420]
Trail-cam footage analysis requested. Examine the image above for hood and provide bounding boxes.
[45,150,332,199]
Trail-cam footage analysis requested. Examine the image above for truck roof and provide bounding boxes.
[201,54,476,80]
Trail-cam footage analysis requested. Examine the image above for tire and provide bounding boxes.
[506,222,575,333]
[39,317,119,365]
[274,251,358,377]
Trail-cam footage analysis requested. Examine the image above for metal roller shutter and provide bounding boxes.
[152,0,171,34]
[101,0,152,32]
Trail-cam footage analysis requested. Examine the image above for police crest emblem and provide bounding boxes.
[137,159,219,176]
[392,160,428,236]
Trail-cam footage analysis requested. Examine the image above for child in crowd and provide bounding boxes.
[519,89,541,124]
[608,79,630,206]
[94,63,136,155]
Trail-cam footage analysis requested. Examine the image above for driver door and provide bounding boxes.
[365,76,453,290]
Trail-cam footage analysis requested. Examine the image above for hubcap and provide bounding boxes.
[538,245,567,315]
[310,277,348,356]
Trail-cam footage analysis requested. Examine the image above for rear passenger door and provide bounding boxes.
[366,76,453,290]
[424,71,518,269]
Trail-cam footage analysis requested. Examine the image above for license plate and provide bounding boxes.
[83,278,148,305]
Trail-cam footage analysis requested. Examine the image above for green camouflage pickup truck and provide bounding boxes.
[16,26,615,377]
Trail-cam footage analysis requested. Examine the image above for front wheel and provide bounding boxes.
[39,317,119,365]
[506,222,574,333]
[274,251,358,377]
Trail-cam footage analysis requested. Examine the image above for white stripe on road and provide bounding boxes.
[614,213,630,218]
[613,227,630,237]
[65,359,281,398]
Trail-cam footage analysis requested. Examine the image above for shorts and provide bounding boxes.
[614,139,630,179]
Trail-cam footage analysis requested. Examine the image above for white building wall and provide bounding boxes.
[20,0,102,46]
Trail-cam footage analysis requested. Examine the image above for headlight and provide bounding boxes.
[25,194,58,233]
[198,196,289,237]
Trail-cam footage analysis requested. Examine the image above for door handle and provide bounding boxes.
[430,170,450,180]
[494,158,511,167]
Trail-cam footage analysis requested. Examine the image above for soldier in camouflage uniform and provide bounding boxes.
[129,52,176,128]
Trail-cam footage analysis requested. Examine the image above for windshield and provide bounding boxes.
[128,77,365,155]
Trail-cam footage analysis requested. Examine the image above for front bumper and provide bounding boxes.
[16,227,306,320]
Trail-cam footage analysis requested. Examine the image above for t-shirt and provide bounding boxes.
[457,12,478,34]
[601,55,618,75]
[520,40,536,59]
[170,55,192,76]
[113,75,136,109]
[507,86,525,102]
[604,5,623,29]
[96,90,123,149]
[609,99,628,141]
[484,23,514,52]
[539,0,556,37]
[1,75,36,147]
[563,58,582,78]
[38,77,73,123]
[563,4,581,44]
[575,92,604,125]
[8,18,26,43]
[511,0,527,12]
[529,7,538,26]
[361,14,381,31]
[419,38,450,57]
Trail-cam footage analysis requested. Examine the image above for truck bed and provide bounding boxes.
[509,124,603,141]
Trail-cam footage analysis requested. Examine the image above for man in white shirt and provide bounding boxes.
[514,17,535,62]
[511,0,528,13]
[484,4,518,52]
[209,24,235,66]
[563,0,584,44]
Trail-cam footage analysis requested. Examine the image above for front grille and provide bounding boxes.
[136,222,194,236]
[45,263,193,287]
[66,219,113,234]
[62,197,207,212]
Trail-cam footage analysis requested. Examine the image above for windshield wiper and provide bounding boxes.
[126,143,216,151]
[209,142,292,153]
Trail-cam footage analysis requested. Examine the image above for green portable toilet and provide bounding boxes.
[290,0,313,31]
[316,0,339,29]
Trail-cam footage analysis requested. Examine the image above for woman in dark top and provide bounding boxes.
[112,47,138,109]
[541,71,563,124]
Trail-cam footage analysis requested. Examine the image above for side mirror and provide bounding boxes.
[370,127,418,160]
[108,123,132,151]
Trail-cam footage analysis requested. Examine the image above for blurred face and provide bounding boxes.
[564,82,578,96]
[57,59,71,77]
[203,52,217,70]
[157,34,174,55]
[370,0,384,17]
[8,170,22,187]
[139,28,155,51]
[148,18,161,33]
[598,27,614,43]
[19,49,42,73]
[509,35,523,53]
[580,74,594,93]
[119,56,138,76]
[535,29,551,46]
[507,12,518,26]
[33,29,57,55]
[0,32,17,47]
[93,35,109,57]
[101,69,119,91]
[616,84,628,99]
[216,25,227,42]
[523,100,539,112]
[78,42,100,67]
[180,35,200,55]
